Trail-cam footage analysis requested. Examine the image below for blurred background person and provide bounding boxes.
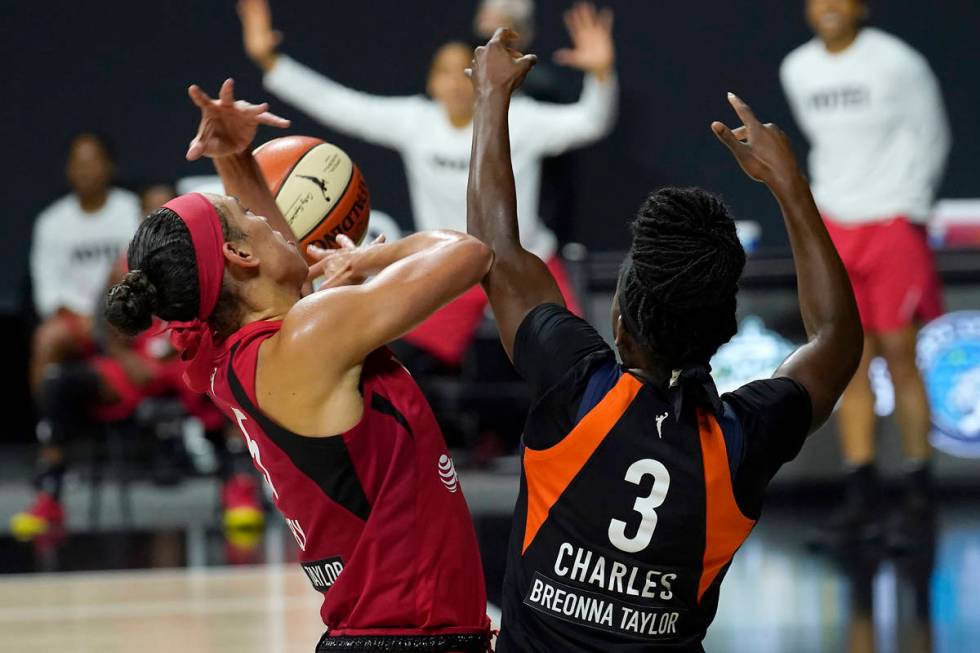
[780,0,951,545]
[140,182,178,215]
[15,133,140,537]
[14,179,263,540]
[474,0,571,103]
[238,0,616,375]
[134,183,266,539]
[28,133,140,394]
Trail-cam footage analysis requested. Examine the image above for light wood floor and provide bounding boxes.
[0,565,325,653]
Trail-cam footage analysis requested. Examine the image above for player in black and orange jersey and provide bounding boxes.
[465,31,863,650]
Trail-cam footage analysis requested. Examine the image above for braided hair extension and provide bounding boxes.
[618,187,746,412]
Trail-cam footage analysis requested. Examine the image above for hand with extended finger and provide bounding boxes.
[711,92,803,193]
[185,78,290,161]
[306,234,386,291]
[468,28,538,98]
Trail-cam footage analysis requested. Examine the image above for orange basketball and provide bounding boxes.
[253,136,370,260]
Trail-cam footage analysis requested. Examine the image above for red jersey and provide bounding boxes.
[205,320,489,638]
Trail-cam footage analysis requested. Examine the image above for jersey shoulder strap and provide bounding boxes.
[522,372,645,554]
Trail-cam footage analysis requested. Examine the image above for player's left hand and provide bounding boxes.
[553,2,615,80]
[185,78,290,161]
[712,92,804,195]
[467,28,537,97]
[305,233,387,292]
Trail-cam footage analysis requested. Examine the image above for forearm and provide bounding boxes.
[774,176,859,342]
[264,56,406,147]
[467,91,521,254]
[771,175,862,428]
[354,231,480,278]
[213,151,294,240]
[467,84,564,359]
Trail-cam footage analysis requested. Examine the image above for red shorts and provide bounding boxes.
[402,256,581,367]
[823,216,944,334]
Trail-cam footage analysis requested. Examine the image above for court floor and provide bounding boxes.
[0,498,977,652]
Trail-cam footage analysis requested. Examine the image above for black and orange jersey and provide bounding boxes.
[496,304,811,652]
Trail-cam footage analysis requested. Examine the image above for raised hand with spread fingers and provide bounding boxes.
[185,78,290,161]
[553,2,615,81]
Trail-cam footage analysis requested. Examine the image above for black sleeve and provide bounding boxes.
[723,377,812,517]
[513,303,613,400]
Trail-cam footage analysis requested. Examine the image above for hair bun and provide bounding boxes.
[104,269,159,335]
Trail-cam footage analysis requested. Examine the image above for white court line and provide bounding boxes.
[0,565,503,636]
[0,594,319,623]
[0,562,300,584]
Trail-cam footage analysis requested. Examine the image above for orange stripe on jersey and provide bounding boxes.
[522,373,644,554]
[696,408,756,603]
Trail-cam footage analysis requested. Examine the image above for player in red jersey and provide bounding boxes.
[104,80,492,652]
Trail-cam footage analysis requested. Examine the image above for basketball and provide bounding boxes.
[253,136,370,257]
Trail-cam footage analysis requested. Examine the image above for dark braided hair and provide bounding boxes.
[105,205,243,338]
[619,187,746,371]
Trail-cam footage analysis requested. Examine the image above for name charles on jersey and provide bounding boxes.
[523,542,684,640]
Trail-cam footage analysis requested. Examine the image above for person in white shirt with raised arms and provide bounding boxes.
[780,0,951,545]
[13,133,140,539]
[238,0,617,370]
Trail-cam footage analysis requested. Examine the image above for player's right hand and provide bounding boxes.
[185,78,290,161]
[467,28,538,98]
[306,234,387,292]
[711,93,804,194]
[238,0,282,72]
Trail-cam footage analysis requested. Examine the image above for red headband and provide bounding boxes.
[163,193,226,392]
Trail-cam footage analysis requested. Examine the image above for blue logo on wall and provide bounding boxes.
[919,311,980,458]
[711,316,798,394]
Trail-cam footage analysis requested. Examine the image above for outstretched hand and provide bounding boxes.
[467,28,538,98]
[553,2,615,80]
[711,93,803,193]
[185,78,290,161]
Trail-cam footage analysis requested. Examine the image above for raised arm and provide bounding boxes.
[514,2,617,156]
[184,78,294,243]
[239,0,415,149]
[278,231,493,369]
[466,30,565,361]
[712,93,863,432]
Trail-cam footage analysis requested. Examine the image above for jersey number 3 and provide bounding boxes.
[608,459,671,553]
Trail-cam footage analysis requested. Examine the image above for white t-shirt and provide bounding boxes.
[780,28,951,224]
[265,55,618,259]
[30,188,140,319]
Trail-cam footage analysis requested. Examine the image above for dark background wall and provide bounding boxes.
[1,1,977,433]
[3,0,978,315]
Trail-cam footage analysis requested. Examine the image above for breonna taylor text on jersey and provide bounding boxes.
[498,365,757,651]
